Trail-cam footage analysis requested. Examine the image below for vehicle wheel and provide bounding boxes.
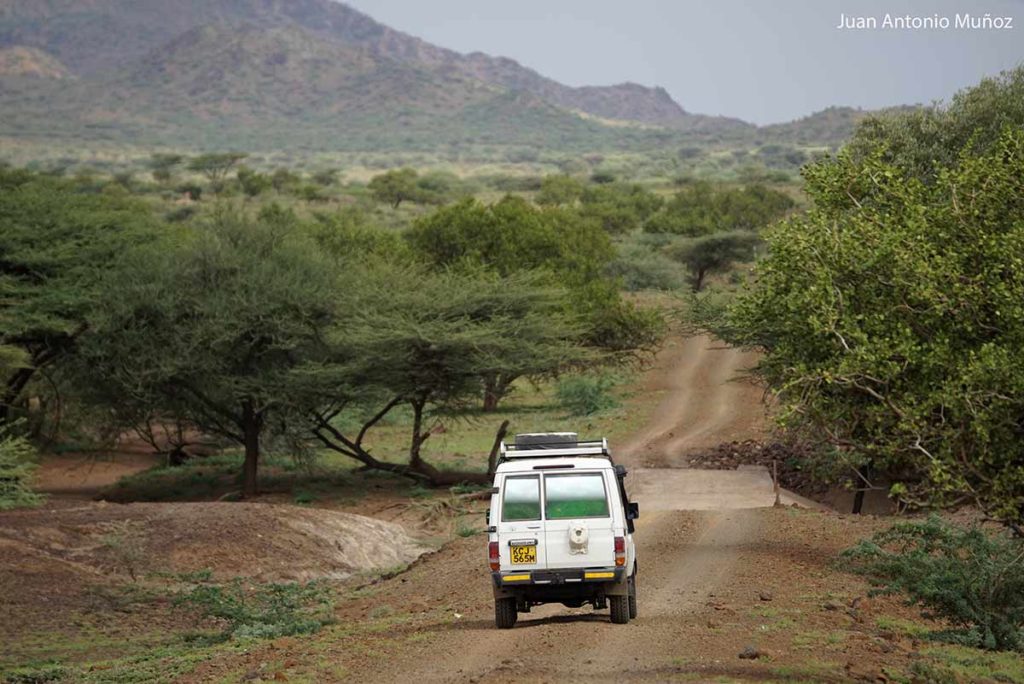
[628,575,638,619]
[610,594,630,624]
[494,597,517,629]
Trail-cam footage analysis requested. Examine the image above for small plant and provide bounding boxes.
[556,374,620,416]
[175,579,334,642]
[841,516,1024,652]
[2,662,70,683]
[456,524,480,538]
[0,422,43,511]
[294,490,317,506]
[99,520,147,581]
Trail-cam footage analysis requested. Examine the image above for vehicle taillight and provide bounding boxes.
[489,541,500,571]
[614,536,626,566]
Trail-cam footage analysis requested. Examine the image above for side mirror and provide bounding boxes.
[627,502,639,520]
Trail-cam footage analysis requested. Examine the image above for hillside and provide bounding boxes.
[0,0,874,156]
[0,45,71,78]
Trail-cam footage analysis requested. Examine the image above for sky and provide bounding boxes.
[342,0,1024,124]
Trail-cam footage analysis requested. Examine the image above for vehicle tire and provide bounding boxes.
[628,575,638,620]
[495,597,517,629]
[610,594,630,624]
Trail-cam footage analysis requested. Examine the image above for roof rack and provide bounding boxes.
[498,433,613,463]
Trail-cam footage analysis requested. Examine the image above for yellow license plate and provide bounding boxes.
[510,545,537,564]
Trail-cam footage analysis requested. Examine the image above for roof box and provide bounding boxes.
[500,434,612,462]
[514,432,579,449]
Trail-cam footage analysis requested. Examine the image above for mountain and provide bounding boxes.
[0,45,71,78]
[0,0,863,155]
[0,0,726,129]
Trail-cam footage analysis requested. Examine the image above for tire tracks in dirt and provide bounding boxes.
[618,335,766,468]
[387,509,761,683]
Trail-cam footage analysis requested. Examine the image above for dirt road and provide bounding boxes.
[619,335,767,468]
[359,337,799,682]
[179,335,921,683]
[381,508,763,683]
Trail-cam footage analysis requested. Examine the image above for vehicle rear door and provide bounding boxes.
[496,473,547,571]
[542,471,616,569]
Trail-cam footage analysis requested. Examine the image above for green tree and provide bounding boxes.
[536,174,584,206]
[187,153,248,192]
[368,168,420,208]
[236,166,271,198]
[0,170,156,423]
[77,208,339,497]
[847,65,1024,183]
[666,231,761,291]
[644,182,793,236]
[311,265,588,479]
[715,128,1024,527]
[311,168,340,187]
[407,196,613,279]
[409,196,663,371]
[271,167,300,193]
[148,153,184,184]
[578,183,663,235]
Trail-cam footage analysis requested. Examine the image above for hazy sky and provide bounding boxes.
[342,0,1024,124]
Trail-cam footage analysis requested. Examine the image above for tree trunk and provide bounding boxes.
[1,367,35,424]
[241,400,262,498]
[487,420,511,476]
[482,381,500,412]
[851,462,872,515]
[693,268,707,292]
[482,374,516,412]
[409,397,426,469]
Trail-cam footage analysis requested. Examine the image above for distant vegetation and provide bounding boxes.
[0,141,806,501]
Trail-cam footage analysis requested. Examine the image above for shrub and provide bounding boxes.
[556,374,619,416]
[165,206,197,223]
[176,579,334,642]
[0,423,42,511]
[841,516,1024,652]
[605,243,683,291]
[175,182,202,201]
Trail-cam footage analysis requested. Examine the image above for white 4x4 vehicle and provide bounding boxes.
[486,433,639,628]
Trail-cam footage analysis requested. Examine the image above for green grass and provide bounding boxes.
[913,645,1024,683]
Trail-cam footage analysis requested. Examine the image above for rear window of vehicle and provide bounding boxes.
[502,476,540,521]
[544,473,609,519]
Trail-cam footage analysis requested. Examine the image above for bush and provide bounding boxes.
[176,578,334,642]
[841,516,1024,652]
[0,423,42,511]
[165,206,197,223]
[175,182,202,201]
[605,243,683,291]
[556,374,619,416]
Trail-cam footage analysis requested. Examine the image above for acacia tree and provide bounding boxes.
[148,153,184,184]
[0,170,155,424]
[716,128,1024,527]
[77,207,339,497]
[407,196,661,407]
[666,231,760,291]
[368,168,419,208]
[187,153,248,192]
[310,265,589,482]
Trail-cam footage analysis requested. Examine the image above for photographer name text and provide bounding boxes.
[836,13,1013,30]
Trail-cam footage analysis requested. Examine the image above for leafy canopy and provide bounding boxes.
[718,127,1024,525]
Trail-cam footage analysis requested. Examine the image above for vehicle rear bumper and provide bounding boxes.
[491,566,627,600]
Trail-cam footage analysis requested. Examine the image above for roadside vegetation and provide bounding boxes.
[689,66,1024,660]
